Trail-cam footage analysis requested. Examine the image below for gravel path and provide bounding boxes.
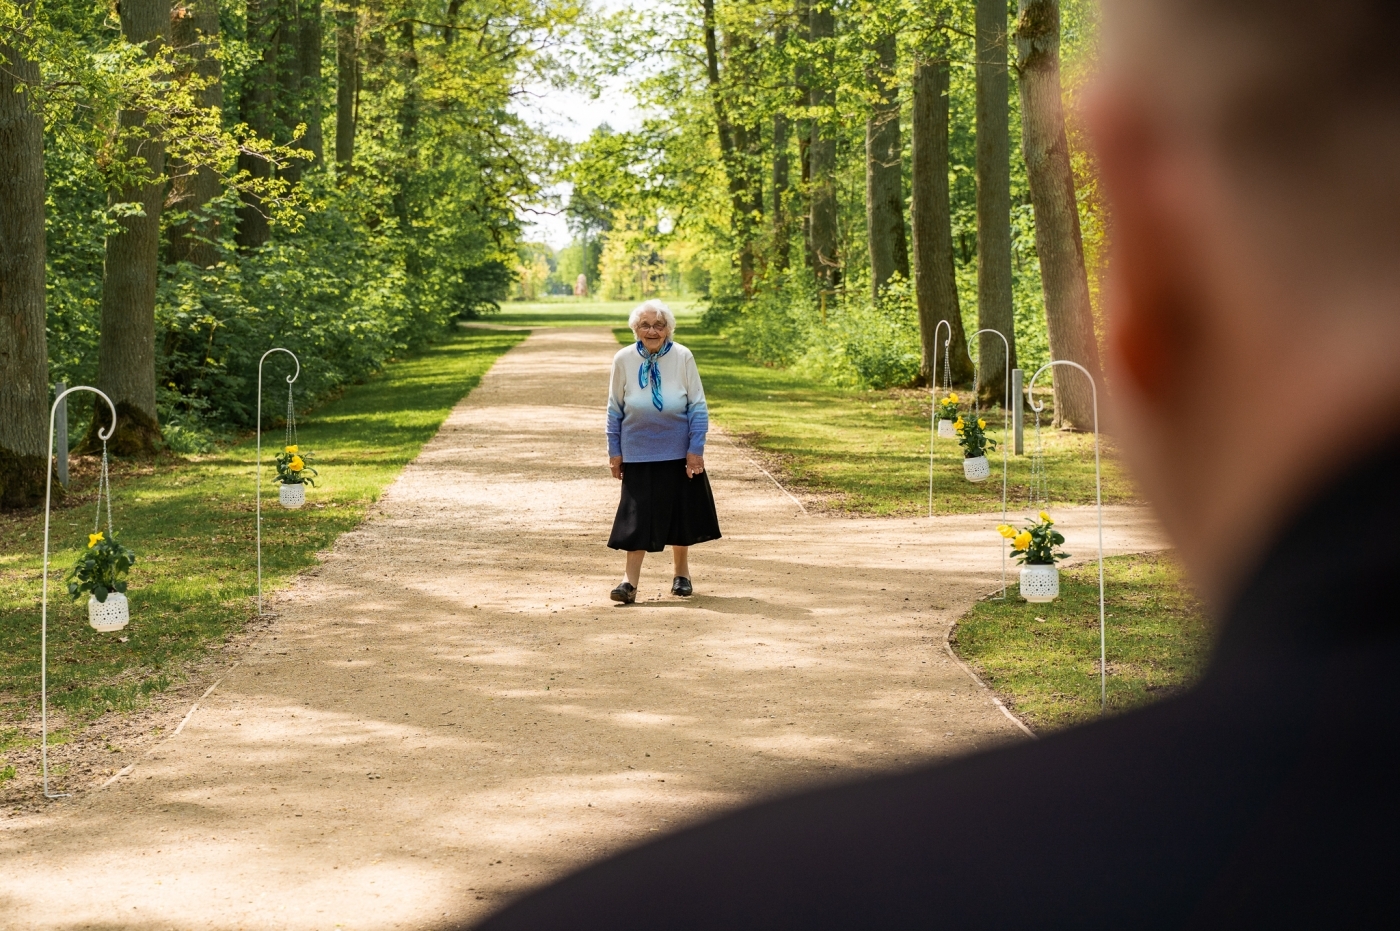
[0,328,1164,930]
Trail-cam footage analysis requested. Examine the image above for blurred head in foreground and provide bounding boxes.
[1087,0,1400,608]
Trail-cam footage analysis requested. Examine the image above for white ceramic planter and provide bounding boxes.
[963,455,991,483]
[279,482,306,509]
[937,419,957,439]
[1020,564,1060,603]
[88,592,130,632]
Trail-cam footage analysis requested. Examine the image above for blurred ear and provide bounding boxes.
[1085,83,1200,407]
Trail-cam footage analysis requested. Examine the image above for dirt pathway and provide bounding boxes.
[0,328,1164,930]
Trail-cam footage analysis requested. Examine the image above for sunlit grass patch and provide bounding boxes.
[0,329,524,737]
[953,552,1212,731]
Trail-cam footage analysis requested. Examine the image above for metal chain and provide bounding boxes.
[1029,404,1049,509]
[942,336,951,398]
[285,381,298,449]
[93,440,113,536]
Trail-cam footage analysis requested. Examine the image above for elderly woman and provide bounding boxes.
[606,300,722,604]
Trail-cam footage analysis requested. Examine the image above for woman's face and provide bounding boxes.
[636,311,670,351]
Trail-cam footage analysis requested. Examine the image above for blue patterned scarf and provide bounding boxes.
[636,340,673,411]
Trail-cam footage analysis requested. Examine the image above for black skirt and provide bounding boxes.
[608,459,722,552]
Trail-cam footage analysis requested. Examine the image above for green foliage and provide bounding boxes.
[998,512,1068,565]
[955,411,997,459]
[31,0,575,447]
[274,446,317,486]
[65,533,137,603]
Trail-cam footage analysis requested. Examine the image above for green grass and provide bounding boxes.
[952,552,1211,731]
[619,326,1137,516]
[487,298,700,330]
[0,329,524,751]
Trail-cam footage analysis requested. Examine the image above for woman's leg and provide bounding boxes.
[672,545,690,579]
[625,550,646,587]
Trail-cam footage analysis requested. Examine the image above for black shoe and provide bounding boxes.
[610,582,637,604]
[671,576,693,597]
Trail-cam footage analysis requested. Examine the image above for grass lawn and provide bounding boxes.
[952,552,1212,731]
[0,329,524,773]
[616,326,1138,516]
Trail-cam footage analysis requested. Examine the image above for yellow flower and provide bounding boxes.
[1013,531,1032,550]
[947,393,959,403]
[977,418,986,429]
[88,531,104,548]
[285,444,298,455]
[996,524,1017,539]
[953,417,964,428]
[1039,510,1053,524]
[289,455,305,472]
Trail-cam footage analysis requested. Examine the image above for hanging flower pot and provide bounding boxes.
[954,415,997,483]
[67,530,137,632]
[935,393,961,439]
[998,512,1069,603]
[963,455,991,482]
[279,483,306,509]
[1019,564,1060,603]
[274,445,318,510]
[88,592,130,632]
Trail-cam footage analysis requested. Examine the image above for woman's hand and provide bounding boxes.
[686,453,705,478]
[610,456,624,480]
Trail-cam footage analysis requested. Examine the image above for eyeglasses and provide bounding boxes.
[636,323,668,332]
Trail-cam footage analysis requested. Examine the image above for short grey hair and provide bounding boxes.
[628,299,676,337]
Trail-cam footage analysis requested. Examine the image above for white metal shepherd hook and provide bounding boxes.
[256,348,301,616]
[927,319,952,517]
[1026,360,1108,712]
[40,385,118,799]
[968,328,1012,597]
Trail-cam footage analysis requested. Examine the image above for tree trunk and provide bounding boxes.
[335,2,357,169]
[1016,0,1102,430]
[796,0,812,271]
[975,0,1017,405]
[911,54,974,389]
[702,0,759,293]
[167,0,223,268]
[864,29,908,301]
[772,105,790,271]
[808,1,839,290]
[0,10,52,507]
[297,0,324,165]
[237,0,278,249]
[84,0,169,456]
[277,0,306,186]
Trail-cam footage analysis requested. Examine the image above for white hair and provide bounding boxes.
[628,299,676,337]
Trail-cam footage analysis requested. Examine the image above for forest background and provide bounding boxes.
[0,0,1104,506]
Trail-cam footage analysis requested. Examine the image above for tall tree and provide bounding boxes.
[864,27,908,300]
[335,0,357,169]
[297,0,324,165]
[702,0,762,291]
[86,0,170,454]
[237,0,278,249]
[167,0,224,268]
[771,23,792,274]
[808,0,839,289]
[974,0,1016,403]
[1016,0,1101,429]
[911,44,974,388]
[0,6,52,507]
